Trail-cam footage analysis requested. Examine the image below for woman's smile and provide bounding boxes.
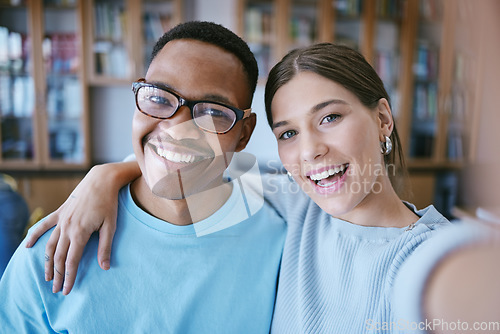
[271,71,388,218]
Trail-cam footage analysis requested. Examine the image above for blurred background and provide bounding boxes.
[0,0,499,271]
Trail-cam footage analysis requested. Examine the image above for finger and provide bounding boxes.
[97,219,117,271]
[52,235,70,293]
[26,212,59,248]
[44,226,60,281]
[62,236,89,295]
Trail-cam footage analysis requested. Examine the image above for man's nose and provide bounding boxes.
[158,106,202,141]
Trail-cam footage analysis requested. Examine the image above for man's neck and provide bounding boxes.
[130,176,233,226]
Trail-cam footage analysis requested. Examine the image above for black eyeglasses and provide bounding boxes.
[132,79,251,134]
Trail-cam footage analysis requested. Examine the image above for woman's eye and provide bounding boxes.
[279,130,297,140]
[320,114,340,124]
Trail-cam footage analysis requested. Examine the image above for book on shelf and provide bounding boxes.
[46,77,81,119]
[413,82,437,121]
[0,75,11,115]
[447,132,463,161]
[44,0,77,6]
[93,41,130,78]
[8,31,23,74]
[376,0,403,19]
[0,26,31,75]
[0,27,9,69]
[94,2,127,42]
[289,15,315,47]
[0,76,35,117]
[374,51,399,86]
[419,0,442,21]
[449,53,468,124]
[49,126,80,161]
[245,6,273,45]
[410,132,434,158]
[12,76,34,117]
[1,118,33,160]
[335,0,362,17]
[44,33,79,75]
[63,78,81,118]
[413,42,439,80]
[143,12,172,43]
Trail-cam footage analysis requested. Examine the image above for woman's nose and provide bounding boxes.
[299,131,328,162]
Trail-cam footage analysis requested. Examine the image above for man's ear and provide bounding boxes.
[377,98,394,141]
[235,113,257,152]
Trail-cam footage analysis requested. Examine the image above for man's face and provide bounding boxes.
[132,39,254,199]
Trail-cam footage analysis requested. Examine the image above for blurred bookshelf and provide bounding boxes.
[0,0,490,214]
[85,0,182,85]
[0,0,89,170]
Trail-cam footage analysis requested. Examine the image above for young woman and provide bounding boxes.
[28,43,451,332]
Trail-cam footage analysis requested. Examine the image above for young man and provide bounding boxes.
[0,21,286,333]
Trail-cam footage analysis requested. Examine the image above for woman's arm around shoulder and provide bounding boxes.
[25,160,141,295]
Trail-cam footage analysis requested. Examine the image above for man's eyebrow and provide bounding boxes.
[272,99,348,130]
[149,80,173,91]
[201,94,233,106]
[148,81,234,106]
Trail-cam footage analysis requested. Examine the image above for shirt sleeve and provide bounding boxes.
[392,220,499,333]
[0,231,56,333]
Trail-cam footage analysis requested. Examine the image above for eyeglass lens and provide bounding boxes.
[137,86,237,133]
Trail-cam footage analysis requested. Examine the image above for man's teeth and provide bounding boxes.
[309,164,347,181]
[156,147,196,163]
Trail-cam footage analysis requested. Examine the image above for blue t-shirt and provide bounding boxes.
[0,180,286,333]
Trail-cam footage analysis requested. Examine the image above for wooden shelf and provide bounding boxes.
[0,0,90,170]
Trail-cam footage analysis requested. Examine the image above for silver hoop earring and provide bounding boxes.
[287,171,294,182]
[380,135,392,155]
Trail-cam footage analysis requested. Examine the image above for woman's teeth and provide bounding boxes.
[309,164,347,181]
[156,147,196,163]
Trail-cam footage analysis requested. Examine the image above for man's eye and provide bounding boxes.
[320,114,340,124]
[147,95,176,108]
[279,130,297,140]
[149,95,166,104]
[204,108,225,117]
[201,108,231,119]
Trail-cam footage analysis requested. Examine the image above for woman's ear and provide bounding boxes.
[377,98,394,141]
[235,113,257,152]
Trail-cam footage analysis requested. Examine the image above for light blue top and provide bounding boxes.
[393,220,500,333]
[261,176,451,334]
[0,180,286,333]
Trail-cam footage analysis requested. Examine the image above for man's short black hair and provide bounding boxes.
[151,21,258,98]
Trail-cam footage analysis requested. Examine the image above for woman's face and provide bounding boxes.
[271,71,392,218]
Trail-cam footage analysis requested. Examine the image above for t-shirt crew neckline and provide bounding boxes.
[328,203,435,241]
[121,180,239,236]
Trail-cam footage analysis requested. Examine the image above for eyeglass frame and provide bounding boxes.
[131,78,252,134]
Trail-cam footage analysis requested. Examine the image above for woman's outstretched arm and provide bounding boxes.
[25,160,141,295]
